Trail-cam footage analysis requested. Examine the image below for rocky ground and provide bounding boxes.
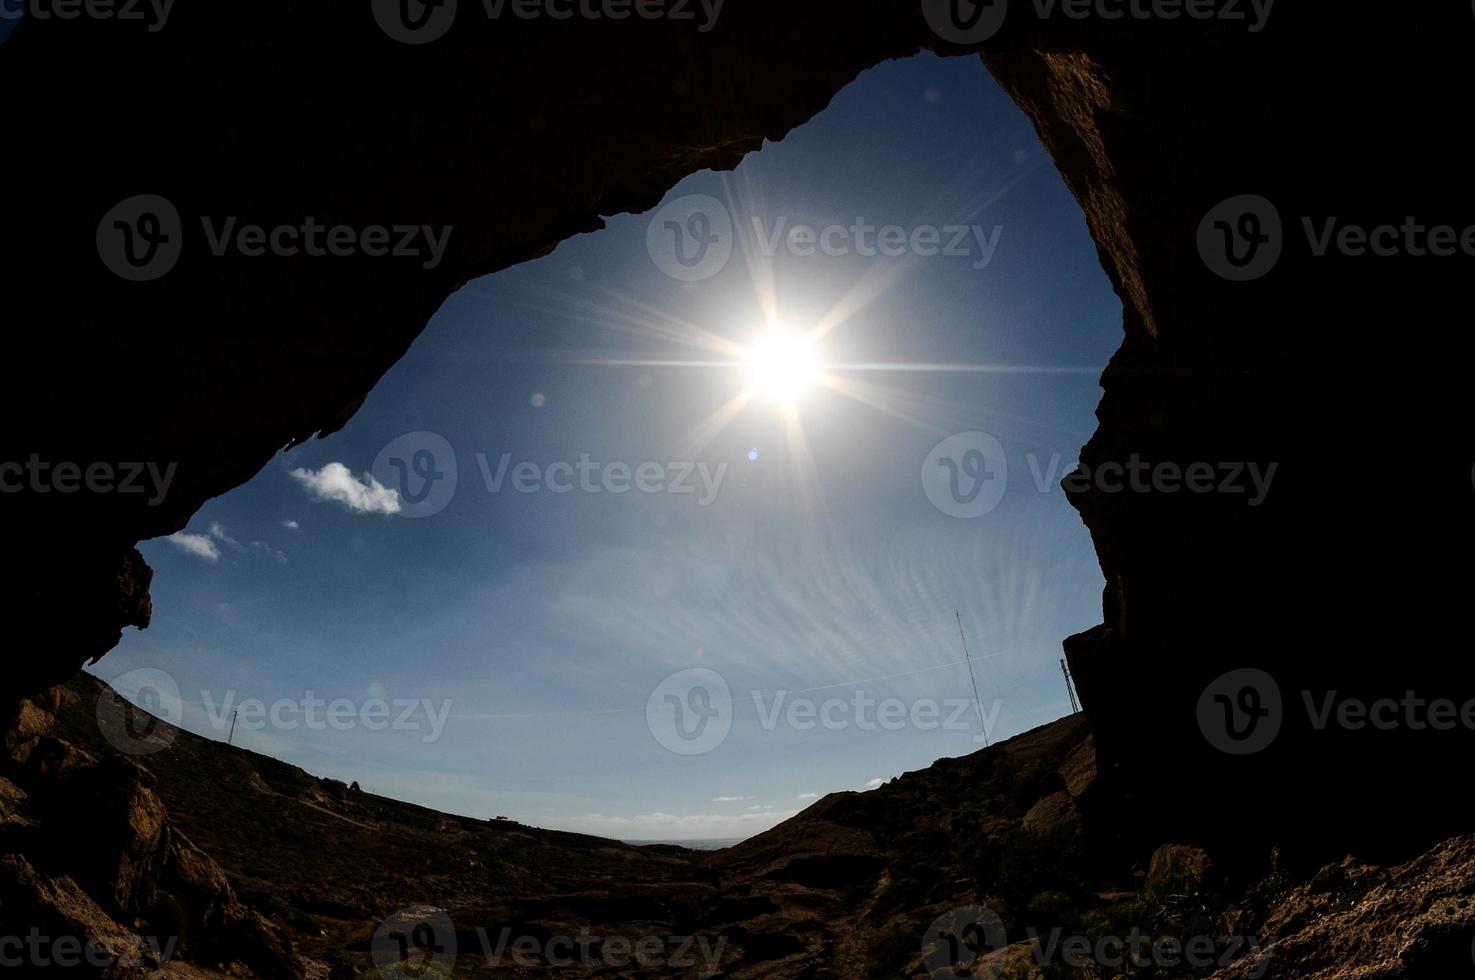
[3,674,1474,977]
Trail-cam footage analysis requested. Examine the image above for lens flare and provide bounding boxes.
[744,329,820,401]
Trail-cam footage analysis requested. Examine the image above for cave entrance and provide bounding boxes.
[98,51,1118,845]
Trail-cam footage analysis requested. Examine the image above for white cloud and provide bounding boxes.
[208,521,242,550]
[289,463,400,515]
[711,796,749,803]
[166,532,220,562]
[282,519,300,531]
[745,804,774,811]
[863,778,885,790]
[796,792,820,801]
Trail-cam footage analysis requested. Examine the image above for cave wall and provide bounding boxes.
[5,1,1473,862]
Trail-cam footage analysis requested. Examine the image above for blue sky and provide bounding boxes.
[96,53,1120,840]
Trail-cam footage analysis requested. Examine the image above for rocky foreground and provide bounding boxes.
[2,674,1474,978]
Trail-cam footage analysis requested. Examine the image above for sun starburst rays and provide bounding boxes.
[486,160,1087,518]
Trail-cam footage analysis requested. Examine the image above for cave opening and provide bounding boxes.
[87,52,1120,845]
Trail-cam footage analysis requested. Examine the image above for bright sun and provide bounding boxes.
[744,328,820,401]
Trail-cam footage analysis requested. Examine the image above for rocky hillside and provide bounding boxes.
[3,674,1472,977]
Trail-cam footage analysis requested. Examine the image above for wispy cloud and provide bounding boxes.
[863,778,885,790]
[711,795,749,802]
[289,463,400,515]
[208,521,242,550]
[252,541,288,564]
[281,519,300,531]
[796,792,820,800]
[166,532,220,562]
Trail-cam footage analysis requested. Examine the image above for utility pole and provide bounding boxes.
[1060,658,1081,714]
[226,709,238,746]
[955,611,990,747]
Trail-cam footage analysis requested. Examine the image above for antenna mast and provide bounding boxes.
[955,610,990,747]
[1060,658,1081,714]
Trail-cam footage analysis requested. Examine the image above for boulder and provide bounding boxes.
[0,854,152,978]
[1021,792,1081,838]
[0,775,35,832]
[1058,738,1096,798]
[1146,844,1214,896]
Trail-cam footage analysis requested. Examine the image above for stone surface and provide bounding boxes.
[0,853,152,978]
[17,670,1475,979]
[1021,791,1080,838]
[1,686,305,978]
[1146,843,1214,896]
[1213,838,1475,979]
[1057,738,1096,798]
